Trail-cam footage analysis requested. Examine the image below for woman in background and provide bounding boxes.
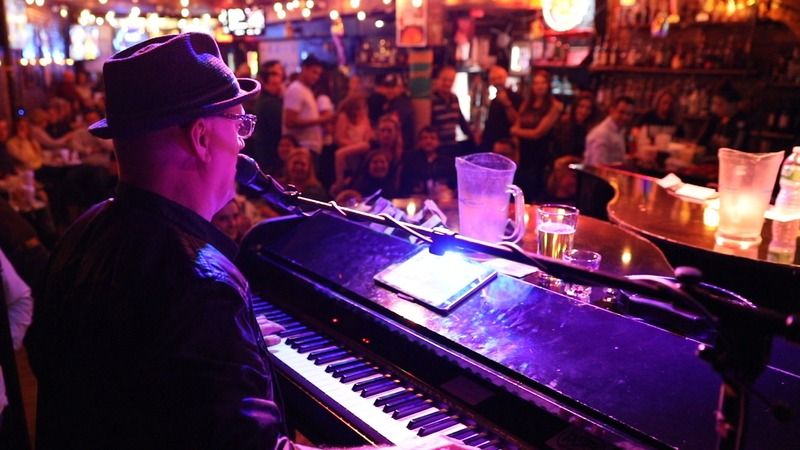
[333,95,373,188]
[511,70,563,202]
[280,148,329,201]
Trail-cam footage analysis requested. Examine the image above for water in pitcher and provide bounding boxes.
[459,194,509,243]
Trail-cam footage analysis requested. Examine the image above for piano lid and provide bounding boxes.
[240,212,800,450]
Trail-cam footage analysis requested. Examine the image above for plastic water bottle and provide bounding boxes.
[768,146,800,262]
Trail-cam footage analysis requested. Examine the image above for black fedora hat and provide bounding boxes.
[89,33,260,139]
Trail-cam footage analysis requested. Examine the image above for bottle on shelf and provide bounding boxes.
[768,146,800,263]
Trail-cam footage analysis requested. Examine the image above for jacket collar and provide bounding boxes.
[114,183,238,260]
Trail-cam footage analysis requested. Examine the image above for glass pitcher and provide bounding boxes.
[455,153,526,243]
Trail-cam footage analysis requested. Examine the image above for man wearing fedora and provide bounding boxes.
[25,33,470,450]
[25,33,291,450]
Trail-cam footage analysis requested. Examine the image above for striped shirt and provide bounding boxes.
[431,91,470,147]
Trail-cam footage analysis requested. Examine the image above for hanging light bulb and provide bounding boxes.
[329,9,339,20]
[274,3,283,12]
[306,0,314,8]
[374,19,384,28]
[357,10,366,20]
[181,7,189,17]
[301,7,311,17]
[59,6,68,18]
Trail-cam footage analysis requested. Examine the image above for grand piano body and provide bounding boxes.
[238,212,800,449]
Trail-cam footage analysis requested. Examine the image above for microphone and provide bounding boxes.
[235,154,299,214]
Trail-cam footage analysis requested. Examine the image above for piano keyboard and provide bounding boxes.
[252,298,511,449]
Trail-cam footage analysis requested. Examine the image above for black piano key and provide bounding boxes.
[463,435,491,447]
[448,428,479,440]
[352,376,391,392]
[374,389,413,407]
[262,312,291,322]
[315,351,352,365]
[326,359,363,373]
[296,340,332,353]
[361,381,401,397]
[340,368,380,383]
[382,394,422,412]
[333,363,371,378]
[283,330,316,342]
[308,347,345,360]
[418,418,460,436]
[276,326,309,338]
[409,411,450,430]
[393,401,432,419]
[287,335,324,348]
[478,442,499,450]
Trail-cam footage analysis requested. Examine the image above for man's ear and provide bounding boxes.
[186,118,211,162]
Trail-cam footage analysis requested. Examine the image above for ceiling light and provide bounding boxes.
[357,10,366,20]
[181,8,189,17]
[329,9,339,20]
[301,7,310,17]
[374,19,384,28]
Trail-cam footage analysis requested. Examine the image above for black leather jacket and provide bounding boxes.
[27,184,294,450]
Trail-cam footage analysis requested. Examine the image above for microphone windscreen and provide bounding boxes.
[236,154,260,187]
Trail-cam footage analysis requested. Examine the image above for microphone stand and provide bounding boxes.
[252,174,800,450]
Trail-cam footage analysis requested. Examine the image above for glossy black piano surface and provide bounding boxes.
[238,212,800,450]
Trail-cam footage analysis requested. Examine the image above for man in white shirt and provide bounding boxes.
[282,56,333,156]
[583,96,635,167]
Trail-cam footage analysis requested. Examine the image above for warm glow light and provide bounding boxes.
[703,205,720,228]
[59,7,67,17]
[98,0,107,4]
[96,17,104,25]
[374,19,384,28]
[180,0,189,6]
[105,10,115,20]
[274,3,283,11]
[406,202,417,217]
[305,0,314,8]
[276,9,286,19]
[286,2,295,10]
[181,8,189,17]
[178,18,187,28]
[411,0,423,7]
[357,10,366,20]
[620,249,632,265]
[329,9,339,19]
[542,0,592,32]
[202,13,210,20]
[19,58,28,66]
[350,0,360,8]
[34,0,44,7]
[620,0,636,5]
[383,0,392,4]
[726,0,736,14]
[301,7,311,17]
[66,58,74,66]
[25,0,33,5]
[130,6,140,17]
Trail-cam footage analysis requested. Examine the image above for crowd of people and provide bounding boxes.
[0,32,763,448]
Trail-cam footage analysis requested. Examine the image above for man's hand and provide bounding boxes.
[256,315,284,346]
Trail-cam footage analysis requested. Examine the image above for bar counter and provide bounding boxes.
[576,164,800,312]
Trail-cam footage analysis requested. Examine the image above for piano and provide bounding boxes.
[238,212,800,449]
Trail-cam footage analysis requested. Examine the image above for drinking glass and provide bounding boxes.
[536,204,579,259]
[562,249,602,301]
[716,148,783,246]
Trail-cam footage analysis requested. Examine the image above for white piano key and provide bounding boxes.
[269,339,423,443]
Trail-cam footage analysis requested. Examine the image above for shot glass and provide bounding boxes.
[562,249,602,301]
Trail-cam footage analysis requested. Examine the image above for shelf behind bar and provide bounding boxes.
[589,65,752,76]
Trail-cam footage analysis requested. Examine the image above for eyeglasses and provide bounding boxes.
[213,113,257,139]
